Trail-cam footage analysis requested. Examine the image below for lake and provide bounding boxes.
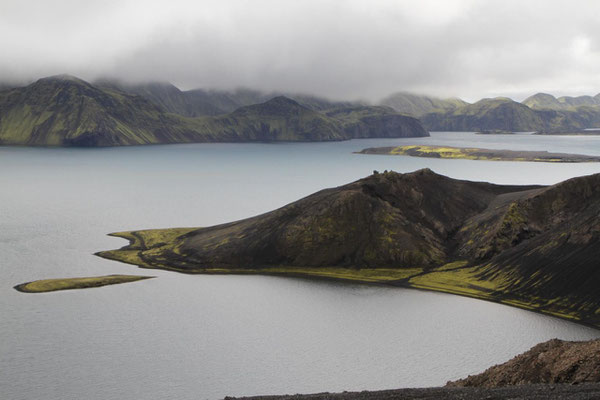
[2,132,600,400]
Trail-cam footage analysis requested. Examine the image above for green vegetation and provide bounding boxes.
[326,106,428,138]
[14,274,154,293]
[379,92,468,117]
[523,92,600,111]
[421,96,600,132]
[358,145,600,163]
[0,75,427,146]
[96,80,363,117]
[98,170,600,328]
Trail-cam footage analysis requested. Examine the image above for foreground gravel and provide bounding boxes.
[226,383,600,400]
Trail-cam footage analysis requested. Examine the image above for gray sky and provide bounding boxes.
[1,0,599,102]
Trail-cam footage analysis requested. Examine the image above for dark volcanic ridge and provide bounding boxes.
[98,169,600,328]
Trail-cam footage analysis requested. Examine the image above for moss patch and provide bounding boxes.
[358,145,600,163]
[14,274,155,293]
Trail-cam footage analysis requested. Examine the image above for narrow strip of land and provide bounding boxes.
[14,274,154,293]
[357,145,600,162]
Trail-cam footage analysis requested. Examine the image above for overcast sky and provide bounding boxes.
[1,0,599,102]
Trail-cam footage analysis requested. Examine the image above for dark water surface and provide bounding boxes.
[2,132,600,399]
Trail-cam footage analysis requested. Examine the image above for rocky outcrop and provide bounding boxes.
[448,338,600,387]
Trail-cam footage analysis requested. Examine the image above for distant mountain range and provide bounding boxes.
[380,92,468,117]
[0,75,427,146]
[1,74,599,145]
[382,92,600,132]
[95,79,365,117]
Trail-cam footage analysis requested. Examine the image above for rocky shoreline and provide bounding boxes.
[226,383,600,400]
[228,338,600,400]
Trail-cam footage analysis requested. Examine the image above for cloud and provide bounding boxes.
[1,0,599,101]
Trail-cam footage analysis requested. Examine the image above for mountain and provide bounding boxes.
[421,97,545,131]
[326,106,427,138]
[0,75,206,146]
[203,96,345,141]
[422,97,600,132]
[522,93,564,110]
[97,80,362,116]
[0,75,428,146]
[523,92,600,110]
[98,169,600,326]
[557,95,599,108]
[96,79,271,116]
[379,92,468,117]
[196,98,427,141]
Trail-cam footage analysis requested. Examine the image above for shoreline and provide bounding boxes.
[356,145,600,162]
[96,232,600,331]
[14,274,155,293]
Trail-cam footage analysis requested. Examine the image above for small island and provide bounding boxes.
[356,145,600,162]
[475,129,516,135]
[534,129,600,135]
[14,274,155,293]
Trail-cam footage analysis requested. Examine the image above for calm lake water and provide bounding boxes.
[2,132,600,400]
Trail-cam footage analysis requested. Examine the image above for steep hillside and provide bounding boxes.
[522,93,564,110]
[205,96,345,141]
[558,95,599,108]
[0,76,427,146]
[422,98,544,131]
[0,75,206,146]
[422,97,600,132]
[99,170,600,327]
[99,80,362,116]
[326,106,428,138]
[379,92,467,116]
[524,92,600,113]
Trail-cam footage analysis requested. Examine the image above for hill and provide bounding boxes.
[0,75,205,146]
[98,169,600,327]
[97,80,362,116]
[522,93,565,110]
[326,106,427,138]
[379,92,467,116]
[0,75,428,146]
[421,97,600,132]
[523,92,600,111]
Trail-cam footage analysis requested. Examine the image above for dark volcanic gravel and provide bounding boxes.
[225,383,600,400]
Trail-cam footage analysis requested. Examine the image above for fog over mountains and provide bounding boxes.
[2,0,600,101]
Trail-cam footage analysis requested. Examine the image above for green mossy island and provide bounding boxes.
[14,274,155,293]
[357,145,600,162]
[98,170,600,328]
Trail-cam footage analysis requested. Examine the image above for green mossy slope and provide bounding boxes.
[14,274,154,293]
[358,145,600,162]
[0,75,428,146]
[98,170,600,327]
[422,97,600,132]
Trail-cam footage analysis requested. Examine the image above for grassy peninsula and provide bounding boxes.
[357,145,600,162]
[98,170,600,328]
[14,274,154,293]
